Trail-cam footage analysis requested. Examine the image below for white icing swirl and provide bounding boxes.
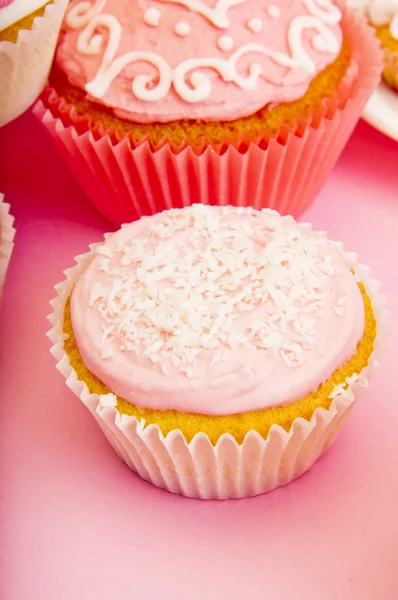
[302,0,341,24]
[66,0,106,28]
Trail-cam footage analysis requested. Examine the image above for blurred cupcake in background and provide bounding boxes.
[35,0,382,226]
[348,0,398,90]
[0,0,69,127]
[0,194,15,302]
[367,1,398,90]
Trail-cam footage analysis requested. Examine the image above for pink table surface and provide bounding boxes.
[0,111,397,600]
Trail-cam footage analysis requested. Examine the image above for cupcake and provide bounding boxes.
[35,0,382,226]
[49,205,387,499]
[0,194,15,301]
[0,0,69,127]
[367,1,398,90]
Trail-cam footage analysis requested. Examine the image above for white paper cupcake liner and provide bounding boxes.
[0,0,69,127]
[0,193,15,301]
[48,219,388,499]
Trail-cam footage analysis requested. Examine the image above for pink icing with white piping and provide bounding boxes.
[55,0,343,123]
[70,205,365,416]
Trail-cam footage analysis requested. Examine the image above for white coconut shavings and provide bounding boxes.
[96,245,114,259]
[329,372,360,399]
[89,205,345,378]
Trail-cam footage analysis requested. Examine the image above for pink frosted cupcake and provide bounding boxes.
[0,0,69,127]
[49,205,387,499]
[0,194,15,301]
[35,0,382,225]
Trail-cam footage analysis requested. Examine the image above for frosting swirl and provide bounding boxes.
[56,0,343,122]
[70,206,365,416]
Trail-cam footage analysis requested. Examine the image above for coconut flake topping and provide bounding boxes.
[83,205,348,378]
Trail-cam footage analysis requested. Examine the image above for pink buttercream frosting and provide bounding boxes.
[55,0,344,123]
[70,206,365,416]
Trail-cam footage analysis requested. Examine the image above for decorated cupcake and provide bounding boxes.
[0,194,15,301]
[35,0,382,226]
[49,205,387,499]
[0,0,69,127]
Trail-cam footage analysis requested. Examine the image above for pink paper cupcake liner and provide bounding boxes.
[0,0,69,127]
[47,220,388,500]
[34,8,382,226]
[0,194,15,301]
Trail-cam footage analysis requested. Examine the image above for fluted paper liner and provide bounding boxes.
[47,219,388,499]
[0,194,15,301]
[34,9,383,226]
[0,0,69,127]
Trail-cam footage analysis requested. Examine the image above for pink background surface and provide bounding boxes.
[0,111,397,600]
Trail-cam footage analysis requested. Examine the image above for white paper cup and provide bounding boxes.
[48,224,388,499]
[0,0,69,127]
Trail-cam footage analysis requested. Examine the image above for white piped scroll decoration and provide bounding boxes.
[155,0,249,29]
[65,0,342,104]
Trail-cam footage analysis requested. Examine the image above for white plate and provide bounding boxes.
[362,82,398,142]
